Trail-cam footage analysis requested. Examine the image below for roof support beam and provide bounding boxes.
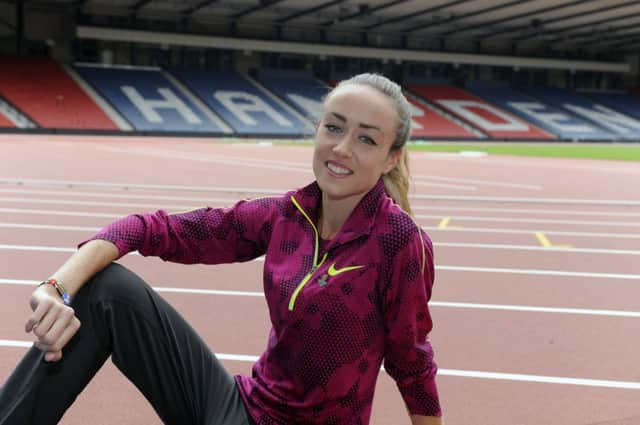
[320,0,411,26]
[403,0,536,33]
[364,0,478,31]
[276,0,348,24]
[231,0,287,20]
[76,25,631,73]
[479,0,601,39]
[514,0,640,42]
[182,0,224,16]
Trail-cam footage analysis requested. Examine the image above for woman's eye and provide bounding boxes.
[325,124,341,133]
[360,135,376,146]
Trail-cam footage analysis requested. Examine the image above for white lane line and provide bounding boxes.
[412,205,640,218]
[2,179,638,206]
[5,206,640,230]
[3,242,639,256]
[0,197,199,210]
[0,223,98,231]
[424,226,640,239]
[436,266,640,280]
[410,194,640,206]
[0,338,638,389]
[0,245,141,255]
[417,214,640,227]
[414,174,542,191]
[0,179,284,195]
[97,146,313,174]
[431,302,640,318]
[0,208,123,219]
[0,188,240,204]
[3,279,640,316]
[413,181,477,191]
[436,242,640,255]
[2,221,639,240]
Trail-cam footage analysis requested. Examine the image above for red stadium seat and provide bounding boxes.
[0,58,118,130]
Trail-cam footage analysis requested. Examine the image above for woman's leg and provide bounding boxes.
[0,263,253,425]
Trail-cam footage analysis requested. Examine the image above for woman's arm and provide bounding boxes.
[25,239,119,362]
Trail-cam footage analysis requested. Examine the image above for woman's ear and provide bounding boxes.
[383,149,401,175]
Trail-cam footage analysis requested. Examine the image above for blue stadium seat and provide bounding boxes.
[518,86,640,140]
[169,69,313,136]
[74,65,227,133]
[467,83,613,141]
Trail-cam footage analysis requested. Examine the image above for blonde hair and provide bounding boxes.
[331,73,413,216]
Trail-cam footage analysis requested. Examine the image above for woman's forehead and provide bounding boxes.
[323,84,397,121]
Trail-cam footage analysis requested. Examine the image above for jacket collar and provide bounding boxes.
[291,179,387,248]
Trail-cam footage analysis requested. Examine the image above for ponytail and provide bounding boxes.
[382,148,412,217]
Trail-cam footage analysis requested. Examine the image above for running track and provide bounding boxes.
[1,134,639,425]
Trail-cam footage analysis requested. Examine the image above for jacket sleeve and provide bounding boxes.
[78,197,278,264]
[382,228,441,417]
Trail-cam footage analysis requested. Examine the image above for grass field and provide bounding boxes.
[409,142,640,161]
[226,138,640,162]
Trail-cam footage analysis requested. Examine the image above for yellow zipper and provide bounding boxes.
[288,196,326,311]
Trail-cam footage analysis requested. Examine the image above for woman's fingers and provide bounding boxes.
[25,300,49,333]
[34,315,80,357]
[39,307,75,347]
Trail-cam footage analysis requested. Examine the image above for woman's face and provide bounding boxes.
[313,83,400,205]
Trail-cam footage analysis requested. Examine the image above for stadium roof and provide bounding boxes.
[2,0,639,65]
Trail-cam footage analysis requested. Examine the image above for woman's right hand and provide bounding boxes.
[25,284,81,362]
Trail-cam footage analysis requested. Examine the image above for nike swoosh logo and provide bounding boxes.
[327,263,365,277]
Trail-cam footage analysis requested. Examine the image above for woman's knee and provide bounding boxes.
[84,263,151,305]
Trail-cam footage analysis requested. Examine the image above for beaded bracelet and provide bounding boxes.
[39,278,72,306]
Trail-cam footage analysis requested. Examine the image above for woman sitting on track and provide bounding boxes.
[0,73,443,425]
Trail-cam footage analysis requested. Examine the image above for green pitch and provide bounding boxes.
[408,142,640,161]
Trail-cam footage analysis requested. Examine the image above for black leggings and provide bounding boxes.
[0,263,254,425]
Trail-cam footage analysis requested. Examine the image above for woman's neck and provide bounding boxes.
[318,193,362,240]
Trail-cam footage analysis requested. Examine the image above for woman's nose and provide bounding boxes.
[332,134,352,157]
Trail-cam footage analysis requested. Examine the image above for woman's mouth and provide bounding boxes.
[326,161,353,176]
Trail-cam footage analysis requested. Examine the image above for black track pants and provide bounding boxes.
[0,263,254,425]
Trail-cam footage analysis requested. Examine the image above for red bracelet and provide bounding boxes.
[40,278,72,306]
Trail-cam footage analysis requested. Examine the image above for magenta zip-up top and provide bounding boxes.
[84,179,441,424]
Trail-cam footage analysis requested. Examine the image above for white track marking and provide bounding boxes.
[1,221,638,239]
[414,174,542,190]
[416,214,640,227]
[424,226,640,239]
[2,179,639,205]
[2,279,640,317]
[1,338,638,388]
[2,242,639,256]
[3,188,639,218]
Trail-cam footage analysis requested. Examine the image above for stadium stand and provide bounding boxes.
[0,58,118,130]
[405,93,482,139]
[466,82,614,141]
[407,84,555,140]
[582,92,640,121]
[169,69,313,136]
[253,69,329,123]
[74,65,229,134]
[518,87,640,140]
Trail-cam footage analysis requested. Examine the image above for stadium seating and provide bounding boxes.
[467,82,613,141]
[74,65,228,133]
[582,92,640,121]
[169,69,313,136]
[254,69,329,123]
[0,58,118,130]
[518,87,640,140]
[407,84,555,140]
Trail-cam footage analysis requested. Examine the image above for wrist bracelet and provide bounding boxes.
[39,278,72,306]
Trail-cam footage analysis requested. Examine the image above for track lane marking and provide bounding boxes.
[1,339,639,389]
[2,279,640,316]
[3,221,639,239]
